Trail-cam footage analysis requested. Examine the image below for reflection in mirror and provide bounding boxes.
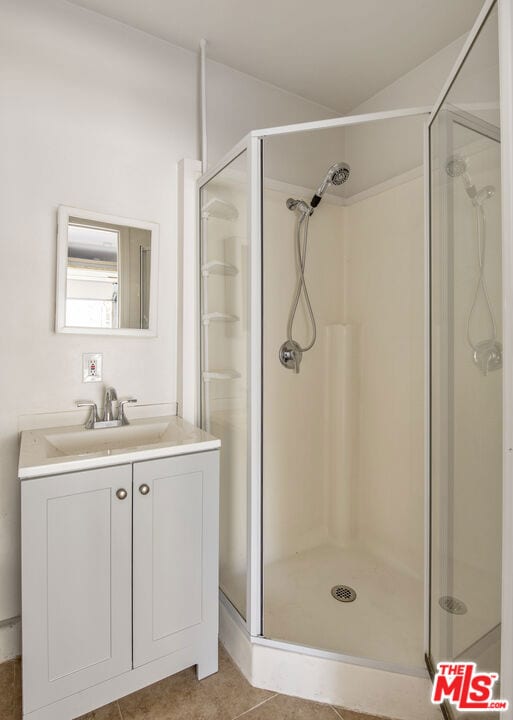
[56,207,158,335]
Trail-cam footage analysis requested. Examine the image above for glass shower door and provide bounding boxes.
[199,151,249,620]
[429,5,502,712]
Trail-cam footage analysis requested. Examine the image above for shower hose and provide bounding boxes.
[287,209,316,352]
[467,201,497,353]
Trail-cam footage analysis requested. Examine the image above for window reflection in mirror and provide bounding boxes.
[66,221,120,329]
[56,208,157,335]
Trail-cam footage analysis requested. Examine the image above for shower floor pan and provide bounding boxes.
[263,543,424,669]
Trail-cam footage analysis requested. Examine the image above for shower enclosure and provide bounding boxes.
[198,107,428,673]
[190,0,512,712]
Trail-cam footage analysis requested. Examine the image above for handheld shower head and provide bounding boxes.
[446,155,474,194]
[446,155,468,177]
[329,162,351,186]
[311,161,350,209]
[445,154,495,205]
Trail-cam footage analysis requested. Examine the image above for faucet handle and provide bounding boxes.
[76,400,99,429]
[118,398,137,426]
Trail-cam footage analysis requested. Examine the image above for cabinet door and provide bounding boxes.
[21,465,132,713]
[133,451,219,667]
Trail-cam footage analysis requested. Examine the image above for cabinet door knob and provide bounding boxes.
[139,484,150,496]
[116,488,128,500]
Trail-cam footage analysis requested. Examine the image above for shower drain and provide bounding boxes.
[439,595,468,615]
[331,585,357,603]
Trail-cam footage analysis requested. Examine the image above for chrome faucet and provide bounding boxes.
[76,387,137,429]
[103,386,117,422]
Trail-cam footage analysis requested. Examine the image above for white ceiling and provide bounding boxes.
[66,0,484,113]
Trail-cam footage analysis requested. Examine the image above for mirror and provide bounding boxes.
[56,207,159,335]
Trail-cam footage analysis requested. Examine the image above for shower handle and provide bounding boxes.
[279,340,302,373]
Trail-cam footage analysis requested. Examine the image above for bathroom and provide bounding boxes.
[1,1,512,719]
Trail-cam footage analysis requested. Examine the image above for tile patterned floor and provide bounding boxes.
[0,645,393,720]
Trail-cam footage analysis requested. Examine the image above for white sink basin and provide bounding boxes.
[45,420,172,456]
[19,416,220,479]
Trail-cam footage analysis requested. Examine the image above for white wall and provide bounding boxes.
[206,60,336,168]
[341,37,466,202]
[0,0,337,660]
[0,0,196,652]
[350,37,465,115]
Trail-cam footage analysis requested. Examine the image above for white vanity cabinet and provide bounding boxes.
[133,453,219,669]
[21,447,219,720]
[22,464,133,712]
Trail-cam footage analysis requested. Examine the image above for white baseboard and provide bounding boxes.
[219,600,440,720]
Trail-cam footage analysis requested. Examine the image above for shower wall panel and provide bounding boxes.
[261,117,425,665]
[262,187,345,565]
[344,177,425,579]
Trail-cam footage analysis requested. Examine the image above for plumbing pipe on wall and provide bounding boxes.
[200,38,208,172]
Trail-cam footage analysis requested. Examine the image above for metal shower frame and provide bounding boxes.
[193,0,513,697]
[197,104,431,679]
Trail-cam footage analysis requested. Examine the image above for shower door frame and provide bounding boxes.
[427,103,501,669]
[498,0,513,711]
[425,0,513,716]
[197,105,433,677]
[196,135,262,629]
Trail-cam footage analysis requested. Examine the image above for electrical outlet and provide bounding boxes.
[83,353,103,383]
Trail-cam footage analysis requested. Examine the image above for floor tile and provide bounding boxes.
[119,645,274,720]
[118,665,220,720]
[199,644,275,718]
[239,694,339,719]
[13,658,22,720]
[0,658,15,720]
[77,700,122,719]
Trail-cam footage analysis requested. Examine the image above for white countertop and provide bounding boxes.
[19,415,220,479]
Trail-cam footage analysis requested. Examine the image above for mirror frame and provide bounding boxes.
[56,206,159,337]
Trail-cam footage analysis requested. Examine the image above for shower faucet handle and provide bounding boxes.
[279,340,302,374]
[291,348,300,374]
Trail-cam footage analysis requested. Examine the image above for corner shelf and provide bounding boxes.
[203,370,241,381]
[202,312,239,325]
[202,260,239,277]
[201,198,239,221]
